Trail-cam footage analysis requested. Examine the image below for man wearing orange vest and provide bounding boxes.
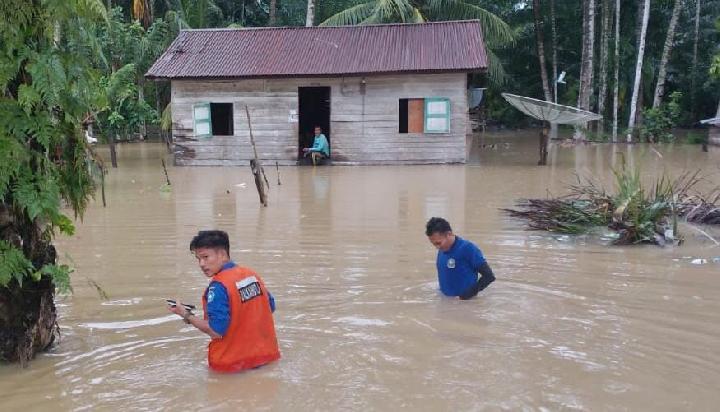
[169,230,280,372]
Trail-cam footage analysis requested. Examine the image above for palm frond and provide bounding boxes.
[426,0,514,46]
[321,2,377,26]
[485,48,508,86]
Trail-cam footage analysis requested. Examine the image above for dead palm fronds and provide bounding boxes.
[503,167,719,246]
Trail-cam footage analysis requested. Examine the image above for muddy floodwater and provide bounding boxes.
[1,132,719,410]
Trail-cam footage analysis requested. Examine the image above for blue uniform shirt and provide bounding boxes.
[436,236,486,296]
[206,261,276,337]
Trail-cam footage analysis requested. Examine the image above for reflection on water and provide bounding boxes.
[1,135,719,410]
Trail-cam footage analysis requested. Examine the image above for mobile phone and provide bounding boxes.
[165,299,196,311]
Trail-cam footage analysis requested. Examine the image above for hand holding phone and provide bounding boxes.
[165,299,196,312]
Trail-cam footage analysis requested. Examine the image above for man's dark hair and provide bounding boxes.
[314,126,322,131]
[425,217,452,236]
[189,230,230,254]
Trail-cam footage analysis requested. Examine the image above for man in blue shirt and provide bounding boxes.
[302,126,330,165]
[426,217,495,299]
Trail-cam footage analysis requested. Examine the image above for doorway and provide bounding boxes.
[298,87,331,159]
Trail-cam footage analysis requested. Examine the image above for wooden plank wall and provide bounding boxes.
[171,80,298,166]
[171,73,468,165]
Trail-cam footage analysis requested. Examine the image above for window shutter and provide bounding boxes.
[193,103,212,138]
[424,98,450,134]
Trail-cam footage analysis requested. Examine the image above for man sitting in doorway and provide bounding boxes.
[302,126,330,165]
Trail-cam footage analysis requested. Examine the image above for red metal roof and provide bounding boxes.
[146,21,487,79]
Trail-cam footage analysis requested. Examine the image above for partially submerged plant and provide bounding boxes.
[503,167,718,246]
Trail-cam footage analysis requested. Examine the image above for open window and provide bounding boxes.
[193,103,212,138]
[193,102,234,137]
[399,97,450,134]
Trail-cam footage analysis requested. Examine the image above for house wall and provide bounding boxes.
[171,73,469,165]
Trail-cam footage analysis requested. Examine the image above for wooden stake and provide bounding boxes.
[245,106,267,207]
[161,159,171,185]
[276,161,282,186]
[538,122,549,166]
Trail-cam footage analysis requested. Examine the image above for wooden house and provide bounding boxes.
[146,21,487,165]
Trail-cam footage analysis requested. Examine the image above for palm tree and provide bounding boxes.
[320,0,514,83]
[165,0,222,29]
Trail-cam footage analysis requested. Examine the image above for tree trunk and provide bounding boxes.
[269,0,277,26]
[690,0,701,121]
[627,0,651,142]
[612,0,621,142]
[0,278,57,364]
[0,206,59,364]
[551,0,558,102]
[305,0,315,27]
[109,133,118,168]
[550,0,559,138]
[533,0,552,102]
[652,0,683,108]
[576,0,596,140]
[138,79,146,140]
[597,0,612,130]
[578,0,595,111]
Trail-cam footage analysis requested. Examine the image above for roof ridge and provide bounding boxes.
[179,20,482,32]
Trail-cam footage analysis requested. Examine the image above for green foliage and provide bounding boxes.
[0,0,104,290]
[0,241,35,287]
[685,131,708,145]
[640,92,682,143]
[39,263,74,294]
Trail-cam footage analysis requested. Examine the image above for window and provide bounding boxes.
[193,103,212,138]
[193,102,234,137]
[424,98,450,133]
[399,98,450,134]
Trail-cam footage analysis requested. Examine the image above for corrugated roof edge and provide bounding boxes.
[147,69,482,81]
[174,19,482,32]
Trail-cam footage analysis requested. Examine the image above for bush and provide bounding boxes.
[640,92,683,143]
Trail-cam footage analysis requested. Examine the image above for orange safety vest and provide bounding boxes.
[202,266,280,372]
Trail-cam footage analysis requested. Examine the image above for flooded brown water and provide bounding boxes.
[1,132,719,410]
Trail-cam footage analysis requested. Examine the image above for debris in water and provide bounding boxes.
[503,166,718,246]
[691,258,707,265]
